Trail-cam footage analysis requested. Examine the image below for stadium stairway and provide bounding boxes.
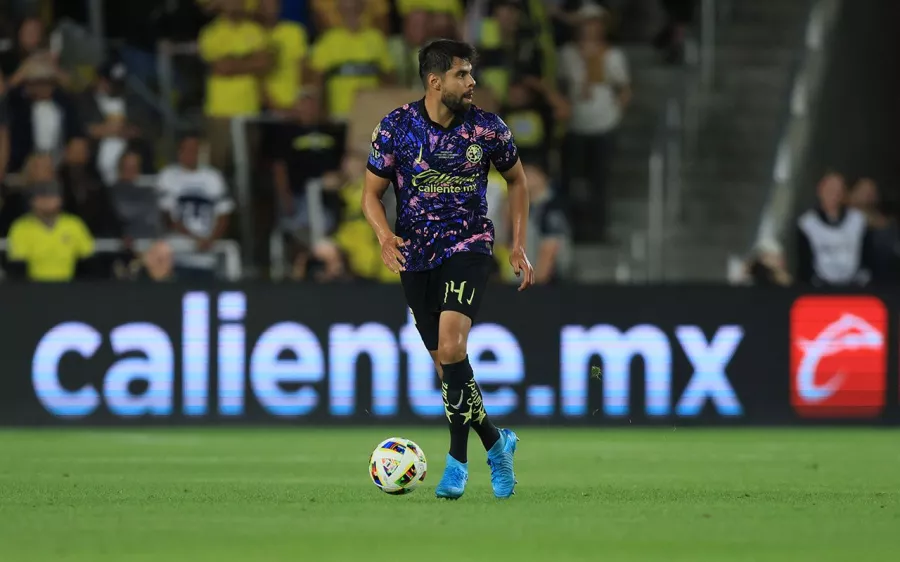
[572,1,814,283]
[659,0,814,281]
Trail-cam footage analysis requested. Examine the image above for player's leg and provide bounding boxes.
[438,253,519,499]
[400,268,467,499]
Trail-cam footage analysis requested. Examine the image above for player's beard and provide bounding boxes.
[441,91,470,114]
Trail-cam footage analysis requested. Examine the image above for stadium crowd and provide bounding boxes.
[0,0,695,284]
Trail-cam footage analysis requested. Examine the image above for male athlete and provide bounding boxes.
[361,39,534,500]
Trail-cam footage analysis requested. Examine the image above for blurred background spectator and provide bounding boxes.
[847,177,900,283]
[310,0,396,122]
[742,239,792,287]
[796,173,873,287]
[157,132,234,281]
[559,3,630,242]
[6,176,94,282]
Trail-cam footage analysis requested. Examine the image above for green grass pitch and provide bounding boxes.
[0,427,898,561]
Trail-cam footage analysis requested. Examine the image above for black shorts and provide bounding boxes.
[399,251,493,351]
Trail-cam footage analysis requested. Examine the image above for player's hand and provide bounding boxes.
[509,247,534,291]
[380,235,407,273]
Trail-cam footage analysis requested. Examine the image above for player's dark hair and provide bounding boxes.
[418,39,479,87]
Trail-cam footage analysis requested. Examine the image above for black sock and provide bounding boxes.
[441,358,470,463]
[443,356,501,455]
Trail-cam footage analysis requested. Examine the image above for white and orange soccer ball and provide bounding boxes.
[368,437,428,495]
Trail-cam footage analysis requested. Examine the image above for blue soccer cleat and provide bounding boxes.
[487,428,519,499]
[435,454,468,499]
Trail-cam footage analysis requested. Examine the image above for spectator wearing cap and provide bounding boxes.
[5,175,95,282]
[0,16,65,91]
[77,59,154,186]
[4,57,82,174]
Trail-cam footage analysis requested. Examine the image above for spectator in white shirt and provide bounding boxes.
[559,2,631,242]
[157,133,235,279]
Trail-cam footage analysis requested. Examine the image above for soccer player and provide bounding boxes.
[361,39,535,500]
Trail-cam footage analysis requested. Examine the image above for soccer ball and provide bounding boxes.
[369,437,428,495]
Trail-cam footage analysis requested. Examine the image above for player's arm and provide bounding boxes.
[362,117,405,273]
[490,115,534,290]
[500,160,535,290]
[362,170,405,273]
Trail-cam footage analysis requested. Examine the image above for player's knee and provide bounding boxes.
[437,340,466,366]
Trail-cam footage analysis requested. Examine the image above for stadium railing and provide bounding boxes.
[738,0,841,269]
[1,172,243,281]
[0,237,242,281]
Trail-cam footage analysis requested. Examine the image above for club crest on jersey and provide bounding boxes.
[466,144,483,164]
[372,123,380,143]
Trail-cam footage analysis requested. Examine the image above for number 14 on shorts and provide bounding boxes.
[444,281,475,305]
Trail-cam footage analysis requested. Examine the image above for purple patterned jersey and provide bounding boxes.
[367,99,519,272]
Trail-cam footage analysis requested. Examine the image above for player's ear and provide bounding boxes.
[429,73,441,92]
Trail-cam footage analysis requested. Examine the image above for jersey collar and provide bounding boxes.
[417,98,468,131]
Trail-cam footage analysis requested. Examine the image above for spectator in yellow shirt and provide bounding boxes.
[398,0,463,38]
[258,0,309,111]
[7,180,95,282]
[311,0,390,34]
[310,0,395,121]
[396,0,463,19]
[198,0,271,171]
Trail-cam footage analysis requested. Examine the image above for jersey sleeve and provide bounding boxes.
[156,168,176,213]
[6,220,31,261]
[209,170,236,216]
[198,24,223,63]
[489,115,519,173]
[366,115,397,179]
[72,218,95,258]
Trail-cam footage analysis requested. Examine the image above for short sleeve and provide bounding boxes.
[156,168,177,212]
[198,24,222,62]
[606,49,630,85]
[7,220,30,260]
[310,32,333,72]
[72,218,95,258]
[369,32,395,73]
[209,170,236,215]
[366,116,396,179]
[246,22,268,52]
[489,115,519,173]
